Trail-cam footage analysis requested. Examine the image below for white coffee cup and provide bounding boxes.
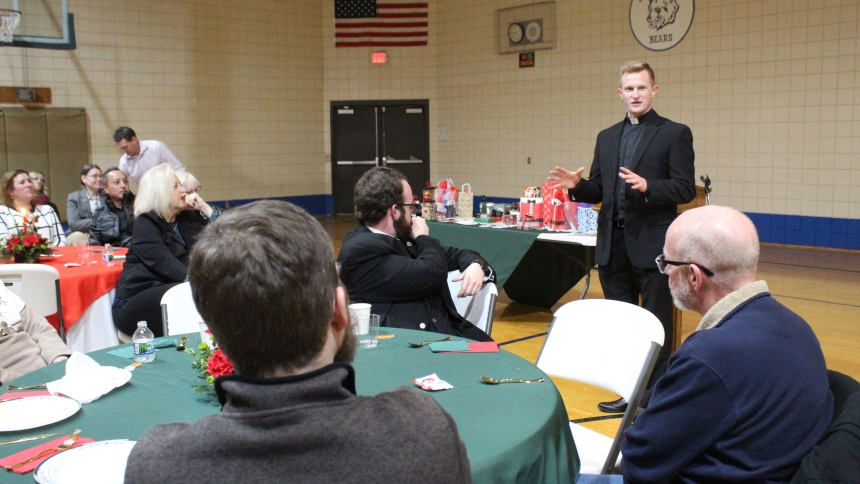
[348,303,372,335]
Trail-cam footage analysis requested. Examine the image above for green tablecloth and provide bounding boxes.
[1,328,579,483]
[429,222,594,308]
[428,222,541,288]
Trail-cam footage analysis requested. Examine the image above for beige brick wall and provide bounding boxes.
[0,0,325,202]
[1,0,858,218]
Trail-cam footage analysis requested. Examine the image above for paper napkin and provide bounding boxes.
[439,342,500,353]
[45,352,132,404]
[413,374,453,391]
[0,435,95,474]
[428,340,471,352]
[106,337,177,359]
[0,390,51,399]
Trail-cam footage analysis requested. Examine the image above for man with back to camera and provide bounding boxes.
[619,205,833,483]
[338,166,495,342]
[549,61,695,413]
[114,126,185,185]
[123,200,472,483]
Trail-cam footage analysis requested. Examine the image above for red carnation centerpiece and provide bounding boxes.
[1,212,52,263]
[187,334,234,393]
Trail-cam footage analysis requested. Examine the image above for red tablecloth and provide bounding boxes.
[36,246,126,331]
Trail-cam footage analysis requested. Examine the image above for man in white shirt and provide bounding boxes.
[114,126,185,184]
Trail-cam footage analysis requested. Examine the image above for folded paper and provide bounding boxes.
[45,352,132,404]
[428,340,471,352]
[439,342,500,353]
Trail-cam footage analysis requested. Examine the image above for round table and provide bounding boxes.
[37,246,128,352]
[0,328,579,483]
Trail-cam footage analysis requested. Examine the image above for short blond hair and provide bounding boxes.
[134,164,177,218]
[619,61,655,86]
[29,171,48,196]
[176,171,200,193]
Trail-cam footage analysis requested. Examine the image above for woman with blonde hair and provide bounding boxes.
[112,164,217,337]
[29,170,59,211]
[0,169,66,246]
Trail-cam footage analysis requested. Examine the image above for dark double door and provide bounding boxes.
[330,100,430,214]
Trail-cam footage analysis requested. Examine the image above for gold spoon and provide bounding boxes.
[7,384,47,390]
[481,376,545,384]
[407,336,452,348]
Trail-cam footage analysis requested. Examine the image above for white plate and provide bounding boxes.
[34,440,136,484]
[0,396,80,432]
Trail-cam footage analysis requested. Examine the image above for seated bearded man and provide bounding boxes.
[338,167,494,342]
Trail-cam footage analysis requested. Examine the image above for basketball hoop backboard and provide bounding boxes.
[0,0,75,49]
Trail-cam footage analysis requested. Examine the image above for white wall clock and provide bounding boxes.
[508,23,523,44]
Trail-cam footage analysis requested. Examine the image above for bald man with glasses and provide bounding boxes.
[619,205,833,483]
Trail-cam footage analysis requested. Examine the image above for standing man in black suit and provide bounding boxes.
[338,166,494,342]
[549,61,696,413]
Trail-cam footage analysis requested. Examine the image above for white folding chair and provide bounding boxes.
[536,299,664,474]
[160,282,204,336]
[0,264,65,341]
[447,270,498,335]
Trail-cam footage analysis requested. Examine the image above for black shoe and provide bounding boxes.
[598,397,628,413]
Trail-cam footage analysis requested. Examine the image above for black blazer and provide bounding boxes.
[338,225,493,341]
[66,187,100,233]
[114,210,206,301]
[571,109,696,268]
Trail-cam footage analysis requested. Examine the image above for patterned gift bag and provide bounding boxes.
[458,183,474,219]
[577,203,598,233]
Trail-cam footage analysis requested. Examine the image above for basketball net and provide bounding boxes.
[0,9,21,43]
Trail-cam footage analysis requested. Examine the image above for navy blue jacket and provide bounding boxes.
[622,292,833,483]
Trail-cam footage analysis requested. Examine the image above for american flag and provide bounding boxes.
[334,0,428,48]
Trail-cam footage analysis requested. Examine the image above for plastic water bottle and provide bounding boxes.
[102,244,114,266]
[132,321,156,363]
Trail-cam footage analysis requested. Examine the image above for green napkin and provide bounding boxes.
[106,338,178,359]
[428,340,470,352]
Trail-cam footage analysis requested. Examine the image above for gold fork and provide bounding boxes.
[3,429,82,470]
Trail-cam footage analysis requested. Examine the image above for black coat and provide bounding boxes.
[570,109,696,268]
[89,192,135,247]
[338,225,493,341]
[114,210,206,301]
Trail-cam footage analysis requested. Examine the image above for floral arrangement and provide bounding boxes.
[0,215,51,263]
[186,335,234,393]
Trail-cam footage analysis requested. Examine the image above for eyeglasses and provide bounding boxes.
[655,254,715,277]
[397,202,422,212]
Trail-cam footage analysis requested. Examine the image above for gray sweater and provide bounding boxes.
[125,363,472,483]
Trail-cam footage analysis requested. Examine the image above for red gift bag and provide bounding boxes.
[542,182,569,229]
